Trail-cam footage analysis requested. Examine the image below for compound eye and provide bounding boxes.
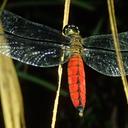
[63,25,80,36]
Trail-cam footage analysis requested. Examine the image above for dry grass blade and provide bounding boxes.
[51,0,71,128]
[63,0,71,28]
[0,0,7,16]
[0,3,26,128]
[107,0,128,102]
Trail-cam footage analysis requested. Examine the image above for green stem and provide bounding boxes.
[17,71,68,97]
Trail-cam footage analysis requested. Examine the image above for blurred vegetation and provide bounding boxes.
[0,0,128,128]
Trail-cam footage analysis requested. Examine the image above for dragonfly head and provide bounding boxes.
[63,25,80,36]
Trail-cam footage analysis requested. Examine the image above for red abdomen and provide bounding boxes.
[68,54,86,113]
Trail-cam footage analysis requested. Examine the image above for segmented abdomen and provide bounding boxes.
[68,54,86,112]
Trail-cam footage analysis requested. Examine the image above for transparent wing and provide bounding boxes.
[1,10,70,44]
[82,49,128,76]
[82,32,128,76]
[0,33,71,67]
[83,32,128,50]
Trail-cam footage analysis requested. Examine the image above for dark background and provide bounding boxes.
[0,0,128,128]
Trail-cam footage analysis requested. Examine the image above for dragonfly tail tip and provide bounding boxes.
[79,111,83,117]
[77,106,84,117]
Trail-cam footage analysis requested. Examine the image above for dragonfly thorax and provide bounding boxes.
[63,25,80,36]
[63,25,83,54]
[70,35,83,54]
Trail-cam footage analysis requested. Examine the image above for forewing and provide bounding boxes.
[83,32,128,50]
[0,33,71,67]
[1,10,70,44]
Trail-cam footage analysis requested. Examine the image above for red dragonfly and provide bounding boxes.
[0,10,128,115]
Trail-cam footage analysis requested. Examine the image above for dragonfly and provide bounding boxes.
[0,10,128,116]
